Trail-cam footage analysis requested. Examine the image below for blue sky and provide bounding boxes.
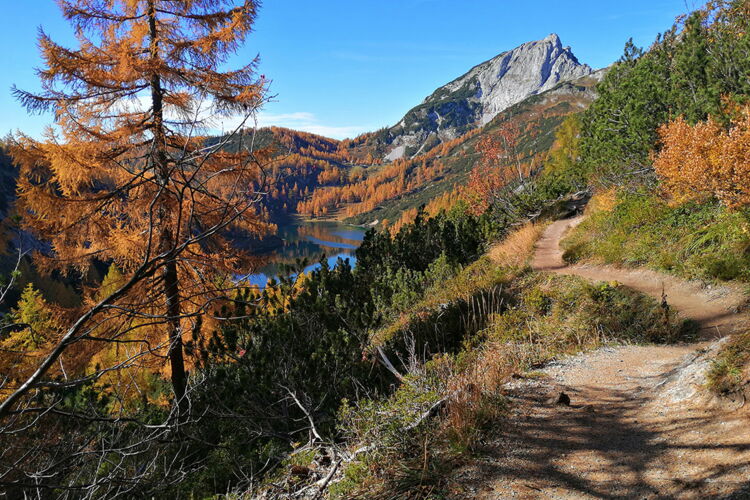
[1,0,695,140]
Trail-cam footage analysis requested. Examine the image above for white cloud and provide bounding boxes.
[257,112,317,124]
[211,111,371,140]
[109,93,370,141]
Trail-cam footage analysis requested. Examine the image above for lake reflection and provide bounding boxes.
[242,219,366,288]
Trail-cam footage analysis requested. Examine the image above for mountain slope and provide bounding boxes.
[204,36,600,225]
[338,72,603,225]
[208,126,364,222]
[372,34,593,161]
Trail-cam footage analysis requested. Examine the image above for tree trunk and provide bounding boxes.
[164,245,187,413]
[148,0,187,417]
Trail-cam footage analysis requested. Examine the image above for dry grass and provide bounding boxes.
[440,340,514,450]
[584,188,618,215]
[488,223,546,268]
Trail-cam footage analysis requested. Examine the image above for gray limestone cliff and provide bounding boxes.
[382,34,593,161]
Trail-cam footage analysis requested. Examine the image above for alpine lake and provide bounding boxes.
[241,219,367,288]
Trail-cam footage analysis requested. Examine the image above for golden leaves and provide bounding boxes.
[462,123,528,216]
[655,109,750,209]
[296,128,483,218]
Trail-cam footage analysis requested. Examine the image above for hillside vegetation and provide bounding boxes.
[563,191,750,282]
[543,3,750,284]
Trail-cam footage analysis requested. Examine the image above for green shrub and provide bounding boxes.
[563,191,750,282]
[332,367,448,498]
[328,461,372,499]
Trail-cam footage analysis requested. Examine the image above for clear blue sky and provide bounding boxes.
[1,0,695,140]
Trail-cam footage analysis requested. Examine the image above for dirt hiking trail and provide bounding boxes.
[452,217,750,499]
[532,217,748,338]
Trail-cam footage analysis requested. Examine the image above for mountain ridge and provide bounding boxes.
[186,36,603,224]
[379,33,593,161]
[341,72,603,226]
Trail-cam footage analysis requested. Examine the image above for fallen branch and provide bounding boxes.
[404,396,449,432]
[282,385,323,443]
[377,346,405,382]
[312,458,342,499]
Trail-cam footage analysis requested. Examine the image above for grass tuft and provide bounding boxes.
[707,332,750,396]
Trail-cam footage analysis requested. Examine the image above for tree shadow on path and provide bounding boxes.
[456,381,750,499]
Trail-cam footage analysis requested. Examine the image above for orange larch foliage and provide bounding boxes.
[654,110,750,209]
[8,0,266,411]
[463,123,532,215]
[297,129,481,218]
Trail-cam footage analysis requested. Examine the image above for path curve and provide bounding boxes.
[532,216,748,338]
[452,217,750,499]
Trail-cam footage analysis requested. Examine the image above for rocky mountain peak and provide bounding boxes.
[382,34,593,161]
[544,32,562,45]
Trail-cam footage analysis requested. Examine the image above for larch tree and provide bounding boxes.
[3,0,268,419]
[463,122,526,216]
[545,115,582,175]
[478,122,524,181]
[654,110,750,210]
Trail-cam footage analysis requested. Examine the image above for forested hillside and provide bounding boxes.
[199,37,601,226]
[208,126,371,222]
[300,74,601,226]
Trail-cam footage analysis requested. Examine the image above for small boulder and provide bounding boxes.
[555,392,571,406]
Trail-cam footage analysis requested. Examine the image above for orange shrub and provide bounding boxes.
[655,110,750,209]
